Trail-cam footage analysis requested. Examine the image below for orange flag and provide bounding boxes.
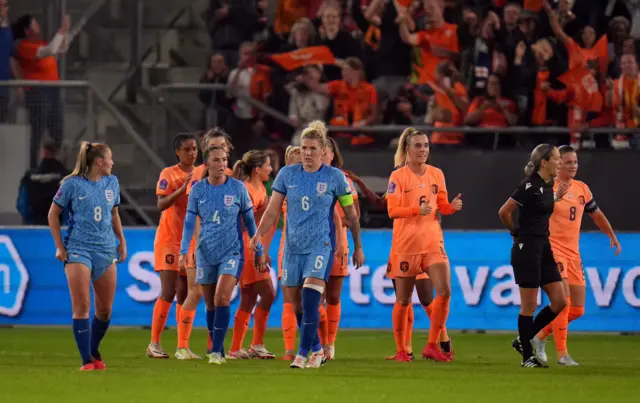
[271,46,336,71]
[558,68,603,112]
[524,0,543,12]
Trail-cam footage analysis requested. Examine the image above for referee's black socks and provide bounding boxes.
[518,306,560,359]
[532,306,559,336]
[518,315,534,358]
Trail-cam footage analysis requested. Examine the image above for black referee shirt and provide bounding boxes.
[510,173,555,237]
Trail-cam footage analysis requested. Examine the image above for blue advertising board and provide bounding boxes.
[0,227,638,331]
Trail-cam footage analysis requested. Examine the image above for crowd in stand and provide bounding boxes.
[199,0,640,151]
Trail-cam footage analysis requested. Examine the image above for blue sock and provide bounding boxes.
[212,306,230,355]
[295,310,320,353]
[90,316,110,359]
[206,309,215,353]
[72,318,92,365]
[298,287,322,357]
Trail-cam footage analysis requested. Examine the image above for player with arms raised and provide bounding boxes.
[532,145,621,366]
[250,121,364,369]
[48,142,126,371]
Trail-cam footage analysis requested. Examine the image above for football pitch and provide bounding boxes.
[1,328,638,403]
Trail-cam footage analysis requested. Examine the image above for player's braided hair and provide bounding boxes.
[525,143,555,176]
[62,141,110,184]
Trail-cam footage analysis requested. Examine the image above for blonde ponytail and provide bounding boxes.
[61,141,109,184]
[394,127,425,168]
[300,120,328,147]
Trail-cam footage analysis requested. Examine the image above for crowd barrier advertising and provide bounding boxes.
[0,227,638,331]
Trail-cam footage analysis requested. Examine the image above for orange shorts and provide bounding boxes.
[387,240,448,279]
[555,256,586,286]
[239,247,271,288]
[330,250,349,277]
[154,244,179,272]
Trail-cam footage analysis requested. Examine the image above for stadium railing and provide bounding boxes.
[0,79,163,226]
[151,82,640,151]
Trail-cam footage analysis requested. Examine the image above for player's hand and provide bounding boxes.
[611,237,622,256]
[117,241,127,263]
[515,41,527,59]
[419,200,432,216]
[249,234,261,251]
[335,243,345,259]
[555,181,569,201]
[179,254,187,271]
[55,246,68,262]
[352,246,364,269]
[180,172,193,193]
[451,193,463,211]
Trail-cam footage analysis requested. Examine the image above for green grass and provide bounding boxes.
[1,328,638,402]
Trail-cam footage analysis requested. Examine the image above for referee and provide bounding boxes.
[498,144,569,368]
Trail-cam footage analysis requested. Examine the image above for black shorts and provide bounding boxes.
[511,236,562,289]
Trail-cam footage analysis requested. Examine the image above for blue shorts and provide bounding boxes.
[66,248,117,282]
[281,248,333,287]
[196,252,244,285]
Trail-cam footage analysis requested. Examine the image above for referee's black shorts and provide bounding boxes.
[511,235,562,289]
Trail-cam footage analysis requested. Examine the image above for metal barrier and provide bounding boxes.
[0,80,163,226]
[151,82,639,151]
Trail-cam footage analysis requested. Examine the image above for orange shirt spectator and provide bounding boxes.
[606,54,640,149]
[464,74,518,128]
[398,1,458,85]
[307,57,379,127]
[426,62,469,145]
[12,14,70,81]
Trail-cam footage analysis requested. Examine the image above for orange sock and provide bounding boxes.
[151,298,171,343]
[392,303,409,353]
[568,306,584,322]
[539,322,553,339]
[405,304,414,353]
[231,310,251,351]
[327,302,341,345]
[282,303,297,352]
[425,303,433,318]
[427,295,450,345]
[318,305,329,345]
[251,307,270,346]
[177,308,196,349]
[176,304,182,329]
[551,297,571,357]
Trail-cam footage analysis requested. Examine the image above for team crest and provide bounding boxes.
[578,195,585,206]
[386,262,392,274]
[400,261,409,272]
[105,189,114,203]
[165,254,175,264]
[224,195,235,206]
[317,182,328,194]
[557,262,565,273]
[431,184,439,195]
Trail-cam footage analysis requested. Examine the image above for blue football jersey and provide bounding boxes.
[186,177,253,264]
[53,175,121,253]
[272,164,352,254]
